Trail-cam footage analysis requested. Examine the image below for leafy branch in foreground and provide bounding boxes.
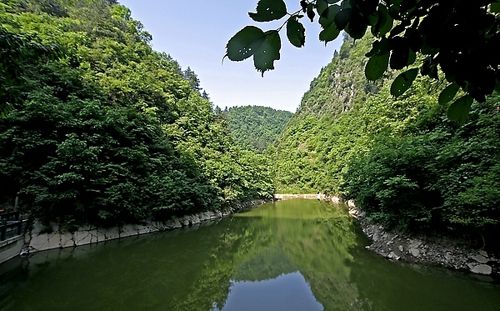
[226,0,500,122]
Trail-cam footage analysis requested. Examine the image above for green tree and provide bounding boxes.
[224,105,293,152]
[183,66,201,92]
[273,34,499,242]
[0,0,274,227]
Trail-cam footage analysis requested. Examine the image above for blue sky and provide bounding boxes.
[119,1,343,112]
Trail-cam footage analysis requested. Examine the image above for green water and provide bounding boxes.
[1,200,499,311]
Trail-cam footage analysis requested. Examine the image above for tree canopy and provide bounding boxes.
[223,106,293,152]
[0,0,274,227]
[226,0,500,122]
[273,35,499,241]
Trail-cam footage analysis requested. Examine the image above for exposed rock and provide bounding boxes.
[347,204,499,278]
[172,219,182,229]
[46,233,61,250]
[60,232,75,248]
[137,225,152,235]
[409,239,422,249]
[471,254,489,264]
[22,199,267,256]
[199,212,209,221]
[468,264,492,275]
[387,252,400,260]
[478,250,488,258]
[120,225,138,238]
[74,231,92,246]
[409,247,420,258]
[444,252,453,262]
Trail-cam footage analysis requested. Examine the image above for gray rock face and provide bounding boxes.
[191,215,200,225]
[468,264,492,275]
[471,254,489,264]
[18,199,268,257]
[444,252,453,262]
[60,232,75,248]
[172,219,182,229]
[387,252,400,260]
[409,247,420,257]
[409,239,422,249]
[349,205,499,276]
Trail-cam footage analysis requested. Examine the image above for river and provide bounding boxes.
[1,199,499,310]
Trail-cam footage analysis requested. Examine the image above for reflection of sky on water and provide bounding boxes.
[217,272,323,311]
[2,200,500,311]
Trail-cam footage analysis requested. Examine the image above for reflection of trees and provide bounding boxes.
[1,200,365,310]
[10,200,497,311]
[178,200,367,311]
[242,200,367,311]
[347,246,500,311]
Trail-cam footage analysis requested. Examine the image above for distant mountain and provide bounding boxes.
[224,106,293,152]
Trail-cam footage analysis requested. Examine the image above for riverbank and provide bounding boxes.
[275,194,500,277]
[350,205,500,277]
[18,199,267,259]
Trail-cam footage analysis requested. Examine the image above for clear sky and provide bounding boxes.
[119,1,343,112]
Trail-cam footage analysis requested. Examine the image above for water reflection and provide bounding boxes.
[217,272,323,311]
[1,200,499,311]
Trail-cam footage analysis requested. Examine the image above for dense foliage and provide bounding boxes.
[227,0,500,122]
[274,35,499,240]
[222,105,293,152]
[0,0,273,227]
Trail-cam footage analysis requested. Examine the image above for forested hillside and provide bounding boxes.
[0,0,273,227]
[223,106,292,152]
[274,36,499,239]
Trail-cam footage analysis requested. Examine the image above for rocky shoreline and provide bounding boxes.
[20,199,267,257]
[14,196,500,278]
[348,205,500,277]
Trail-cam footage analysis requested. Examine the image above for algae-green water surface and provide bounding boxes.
[1,199,499,311]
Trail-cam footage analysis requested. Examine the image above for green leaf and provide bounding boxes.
[253,31,281,75]
[438,83,460,105]
[366,38,390,57]
[365,53,389,81]
[319,23,340,44]
[307,3,316,21]
[447,95,473,123]
[249,0,287,22]
[287,18,306,48]
[491,3,500,13]
[319,4,340,28]
[226,26,265,62]
[316,0,329,15]
[372,5,393,37]
[368,12,379,26]
[407,49,416,66]
[390,68,419,97]
[345,15,367,39]
[340,0,352,10]
[335,8,352,29]
[390,46,412,70]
